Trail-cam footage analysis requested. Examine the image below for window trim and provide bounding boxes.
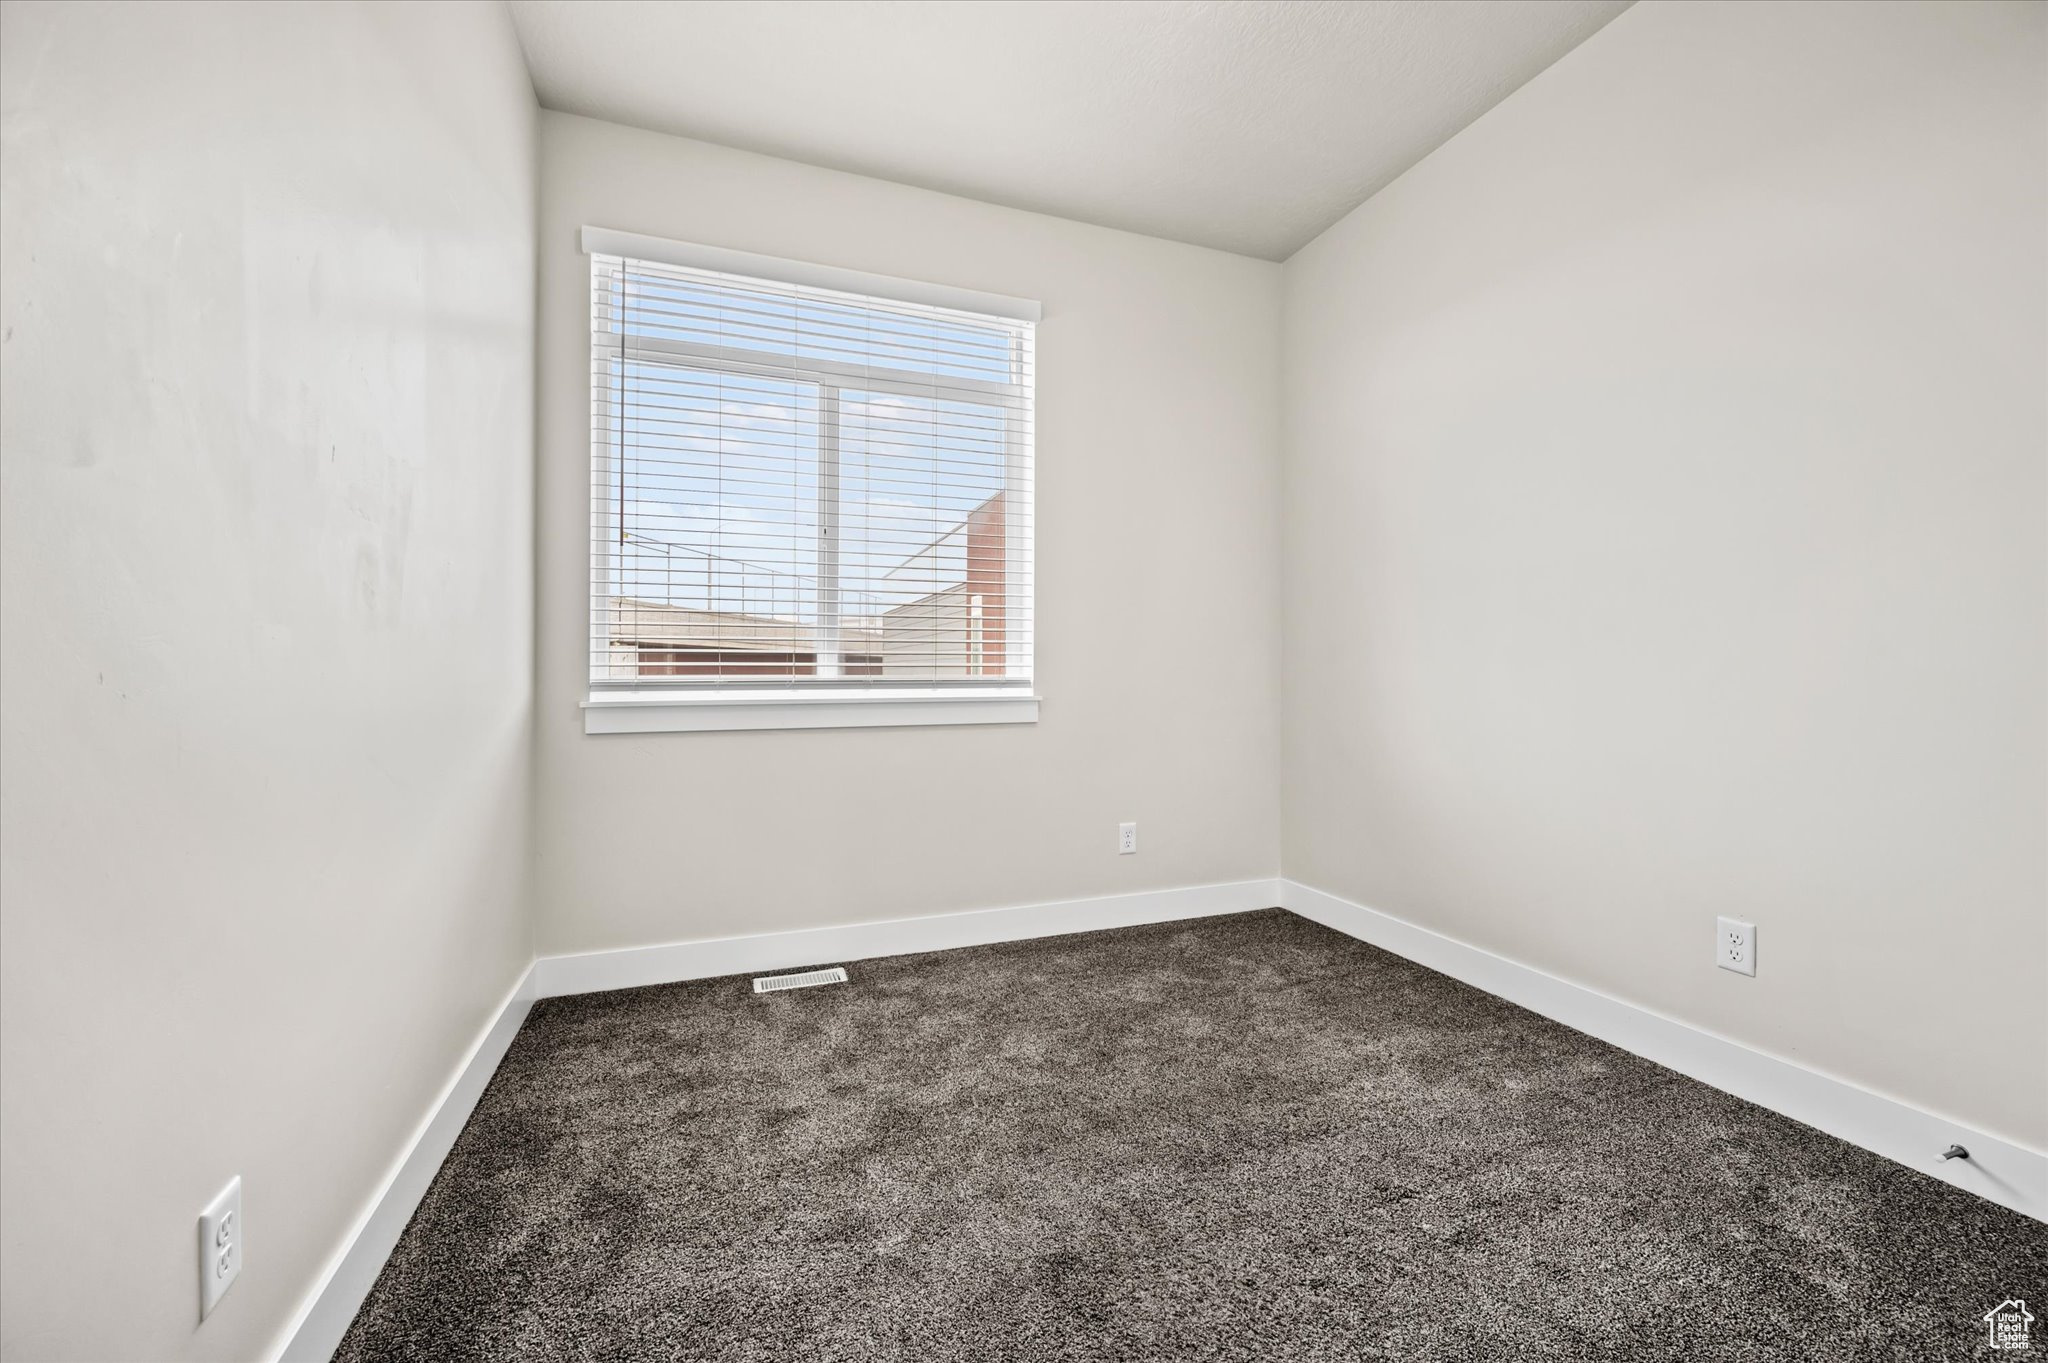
[582,229,1040,735]
[582,689,1040,735]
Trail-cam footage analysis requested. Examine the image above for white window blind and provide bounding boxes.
[588,244,1035,702]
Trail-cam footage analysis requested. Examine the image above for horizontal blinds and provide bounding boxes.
[590,250,1035,691]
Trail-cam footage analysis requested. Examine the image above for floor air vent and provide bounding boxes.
[752,967,849,994]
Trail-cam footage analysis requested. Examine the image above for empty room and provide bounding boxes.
[2,0,2044,1359]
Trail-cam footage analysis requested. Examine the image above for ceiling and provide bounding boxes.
[507,0,1631,262]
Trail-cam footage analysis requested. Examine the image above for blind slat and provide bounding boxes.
[592,251,1034,692]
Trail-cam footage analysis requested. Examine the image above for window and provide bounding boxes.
[582,230,1037,734]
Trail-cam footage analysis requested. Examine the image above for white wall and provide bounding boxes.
[0,3,536,1360]
[536,114,1282,954]
[1282,0,2046,1149]
[5,6,2038,1357]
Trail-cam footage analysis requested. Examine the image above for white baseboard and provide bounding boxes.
[268,873,2039,1363]
[530,878,1285,999]
[1282,879,2047,1224]
[266,881,1278,1363]
[268,965,538,1363]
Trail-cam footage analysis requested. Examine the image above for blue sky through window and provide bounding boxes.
[618,271,1015,385]
[604,265,1019,629]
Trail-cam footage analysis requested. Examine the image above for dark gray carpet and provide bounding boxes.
[337,909,2044,1361]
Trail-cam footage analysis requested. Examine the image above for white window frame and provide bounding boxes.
[579,228,1040,735]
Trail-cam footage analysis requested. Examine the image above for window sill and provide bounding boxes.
[582,689,1041,735]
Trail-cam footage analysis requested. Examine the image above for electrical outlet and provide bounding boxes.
[197,1176,242,1320]
[1716,917,1756,977]
[1118,822,1137,855]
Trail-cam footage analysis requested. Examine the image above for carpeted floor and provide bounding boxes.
[337,909,2044,1361]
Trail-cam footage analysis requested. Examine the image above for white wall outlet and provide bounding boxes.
[1118,821,1137,855]
[197,1176,242,1320]
[1716,916,1756,976]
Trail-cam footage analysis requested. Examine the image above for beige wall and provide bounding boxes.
[536,113,1282,954]
[0,3,537,1360]
[3,8,2040,1360]
[1281,0,2047,1149]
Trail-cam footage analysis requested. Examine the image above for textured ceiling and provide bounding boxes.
[508,0,1631,262]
